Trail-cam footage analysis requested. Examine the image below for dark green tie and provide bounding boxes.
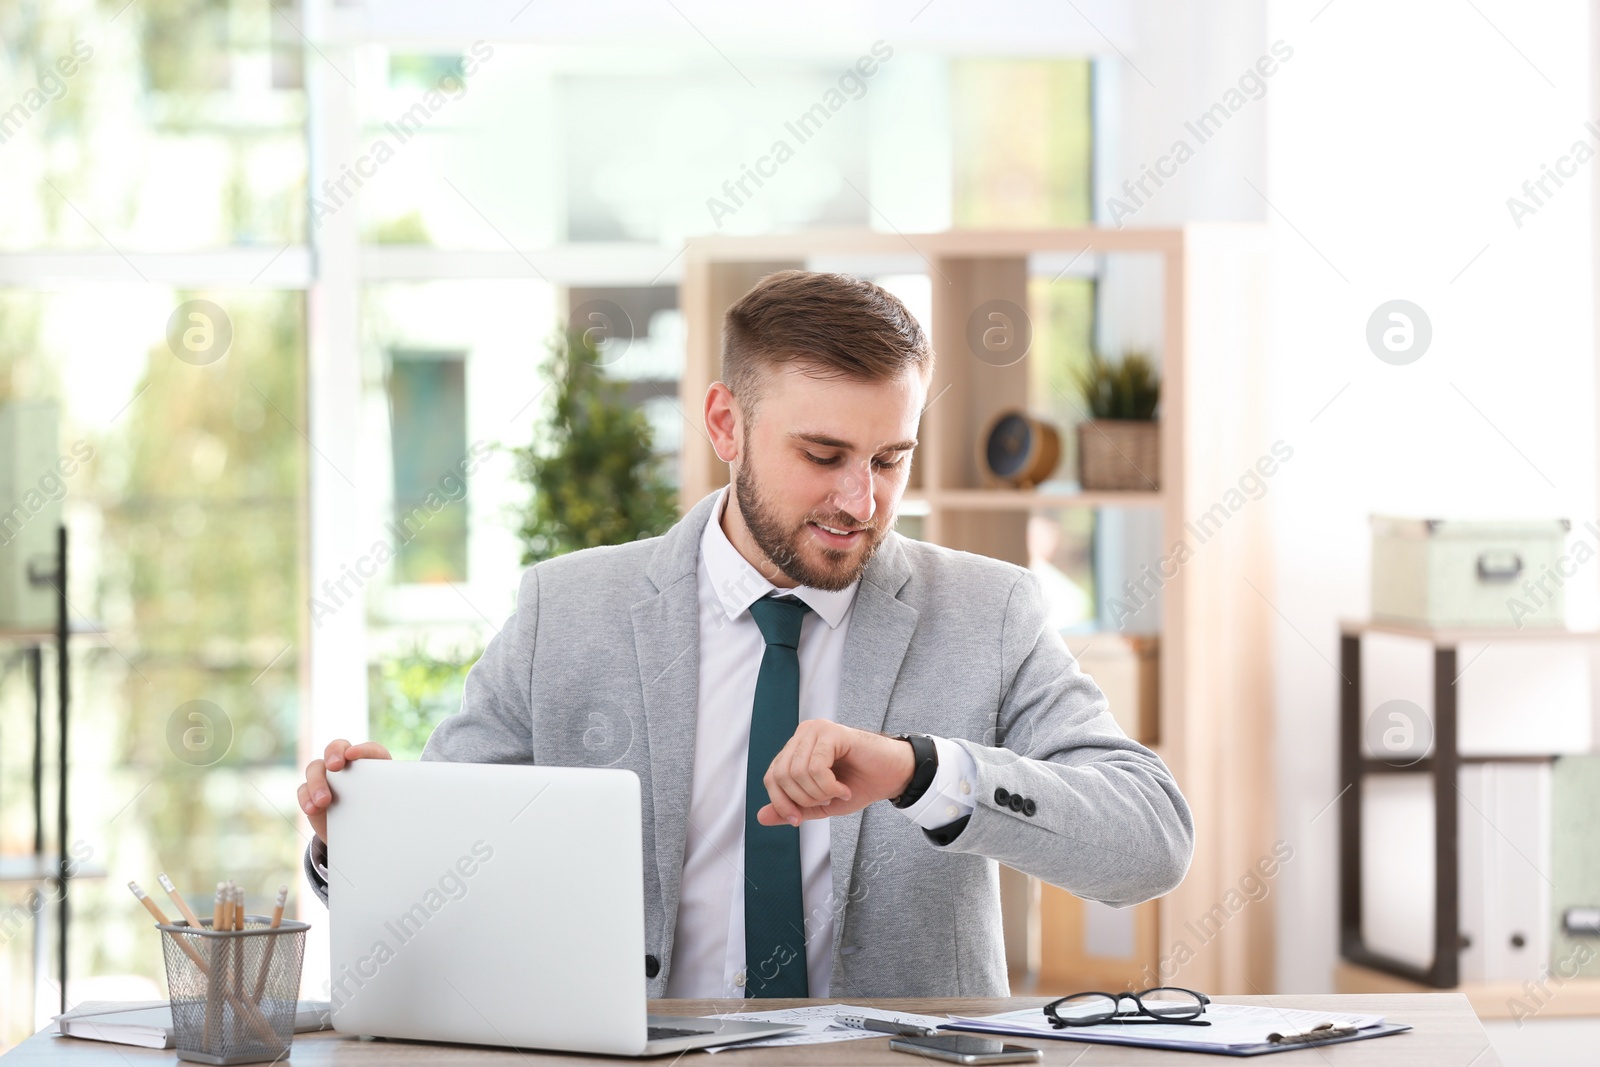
[744,594,811,998]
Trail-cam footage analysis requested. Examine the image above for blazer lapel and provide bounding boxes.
[632,490,720,955]
[632,576,699,951]
[830,533,918,957]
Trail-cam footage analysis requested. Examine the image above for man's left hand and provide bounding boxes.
[756,720,916,826]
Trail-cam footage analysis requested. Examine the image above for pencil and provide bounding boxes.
[231,885,244,1010]
[208,882,225,1047]
[250,885,288,1004]
[128,881,207,971]
[157,873,203,929]
[268,884,287,928]
[128,880,175,927]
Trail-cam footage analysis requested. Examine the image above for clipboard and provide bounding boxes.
[941,1005,1414,1057]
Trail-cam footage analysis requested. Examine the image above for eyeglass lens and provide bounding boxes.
[1140,988,1204,1017]
[1051,993,1120,1025]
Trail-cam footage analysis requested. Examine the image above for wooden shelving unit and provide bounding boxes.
[904,488,1164,511]
[0,526,80,1019]
[1338,618,1600,1015]
[677,225,1275,994]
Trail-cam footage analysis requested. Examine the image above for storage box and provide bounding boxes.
[1077,420,1160,491]
[1370,516,1570,628]
[1551,755,1600,979]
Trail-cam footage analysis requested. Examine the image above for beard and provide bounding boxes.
[732,457,889,593]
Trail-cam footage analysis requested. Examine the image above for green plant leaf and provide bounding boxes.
[510,329,679,564]
[1069,349,1160,420]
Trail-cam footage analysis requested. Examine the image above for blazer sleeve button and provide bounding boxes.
[1022,799,1037,817]
[994,787,1011,805]
[1009,794,1025,812]
[645,955,661,978]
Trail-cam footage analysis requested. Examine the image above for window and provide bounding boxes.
[0,6,1098,1039]
[388,352,469,585]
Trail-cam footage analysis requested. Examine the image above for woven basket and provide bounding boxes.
[1077,420,1160,491]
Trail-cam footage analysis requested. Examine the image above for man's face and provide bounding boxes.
[732,364,926,591]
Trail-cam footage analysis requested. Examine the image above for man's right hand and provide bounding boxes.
[298,739,391,843]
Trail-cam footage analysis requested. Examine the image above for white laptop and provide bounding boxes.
[327,760,803,1056]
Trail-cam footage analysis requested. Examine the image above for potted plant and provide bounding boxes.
[511,329,678,564]
[1070,350,1160,491]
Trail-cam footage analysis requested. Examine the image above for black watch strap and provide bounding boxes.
[890,733,939,809]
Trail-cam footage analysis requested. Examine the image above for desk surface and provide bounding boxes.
[5,995,1500,1066]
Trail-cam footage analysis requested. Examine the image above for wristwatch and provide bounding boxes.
[890,733,939,808]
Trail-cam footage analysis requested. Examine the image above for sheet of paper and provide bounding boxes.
[703,1002,951,1053]
[946,1004,1387,1050]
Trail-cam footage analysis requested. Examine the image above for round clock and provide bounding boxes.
[979,411,1061,489]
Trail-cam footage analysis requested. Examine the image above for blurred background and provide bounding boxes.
[1,1,1597,1063]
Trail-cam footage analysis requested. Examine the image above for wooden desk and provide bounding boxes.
[4,995,1500,1065]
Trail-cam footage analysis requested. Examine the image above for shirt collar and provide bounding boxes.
[700,486,859,630]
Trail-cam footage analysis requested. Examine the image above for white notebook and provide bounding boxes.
[53,1000,332,1049]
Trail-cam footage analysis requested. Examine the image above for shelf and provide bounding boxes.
[1336,961,1600,1020]
[1361,755,1559,775]
[684,226,1187,262]
[904,488,1164,510]
[1340,617,1600,644]
[0,855,107,883]
[0,622,112,642]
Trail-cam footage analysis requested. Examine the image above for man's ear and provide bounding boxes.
[704,381,741,463]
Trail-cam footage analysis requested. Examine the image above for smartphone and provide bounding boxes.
[888,1035,1042,1064]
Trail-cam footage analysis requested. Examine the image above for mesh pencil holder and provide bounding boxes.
[158,918,310,1065]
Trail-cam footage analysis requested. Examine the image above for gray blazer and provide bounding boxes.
[305,490,1193,997]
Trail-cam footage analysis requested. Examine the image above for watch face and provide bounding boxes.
[985,413,1033,478]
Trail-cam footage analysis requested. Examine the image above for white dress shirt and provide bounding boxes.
[665,488,978,998]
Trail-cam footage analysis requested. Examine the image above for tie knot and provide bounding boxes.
[748,595,810,649]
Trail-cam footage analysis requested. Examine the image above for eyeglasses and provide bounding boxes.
[1043,987,1210,1028]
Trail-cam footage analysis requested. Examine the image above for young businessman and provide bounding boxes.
[297,270,1193,999]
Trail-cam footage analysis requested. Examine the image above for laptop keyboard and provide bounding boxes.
[648,1025,714,1041]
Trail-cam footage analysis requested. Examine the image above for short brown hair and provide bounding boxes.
[721,270,933,411]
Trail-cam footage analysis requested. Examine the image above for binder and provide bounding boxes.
[1360,775,1434,970]
[1360,762,1553,981]
[1458,762,1552,982]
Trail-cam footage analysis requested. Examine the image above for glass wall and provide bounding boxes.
[0,0,1095,1042]
[0,0,310,1037]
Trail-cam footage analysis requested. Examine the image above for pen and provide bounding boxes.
[834,1014,940,1038]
